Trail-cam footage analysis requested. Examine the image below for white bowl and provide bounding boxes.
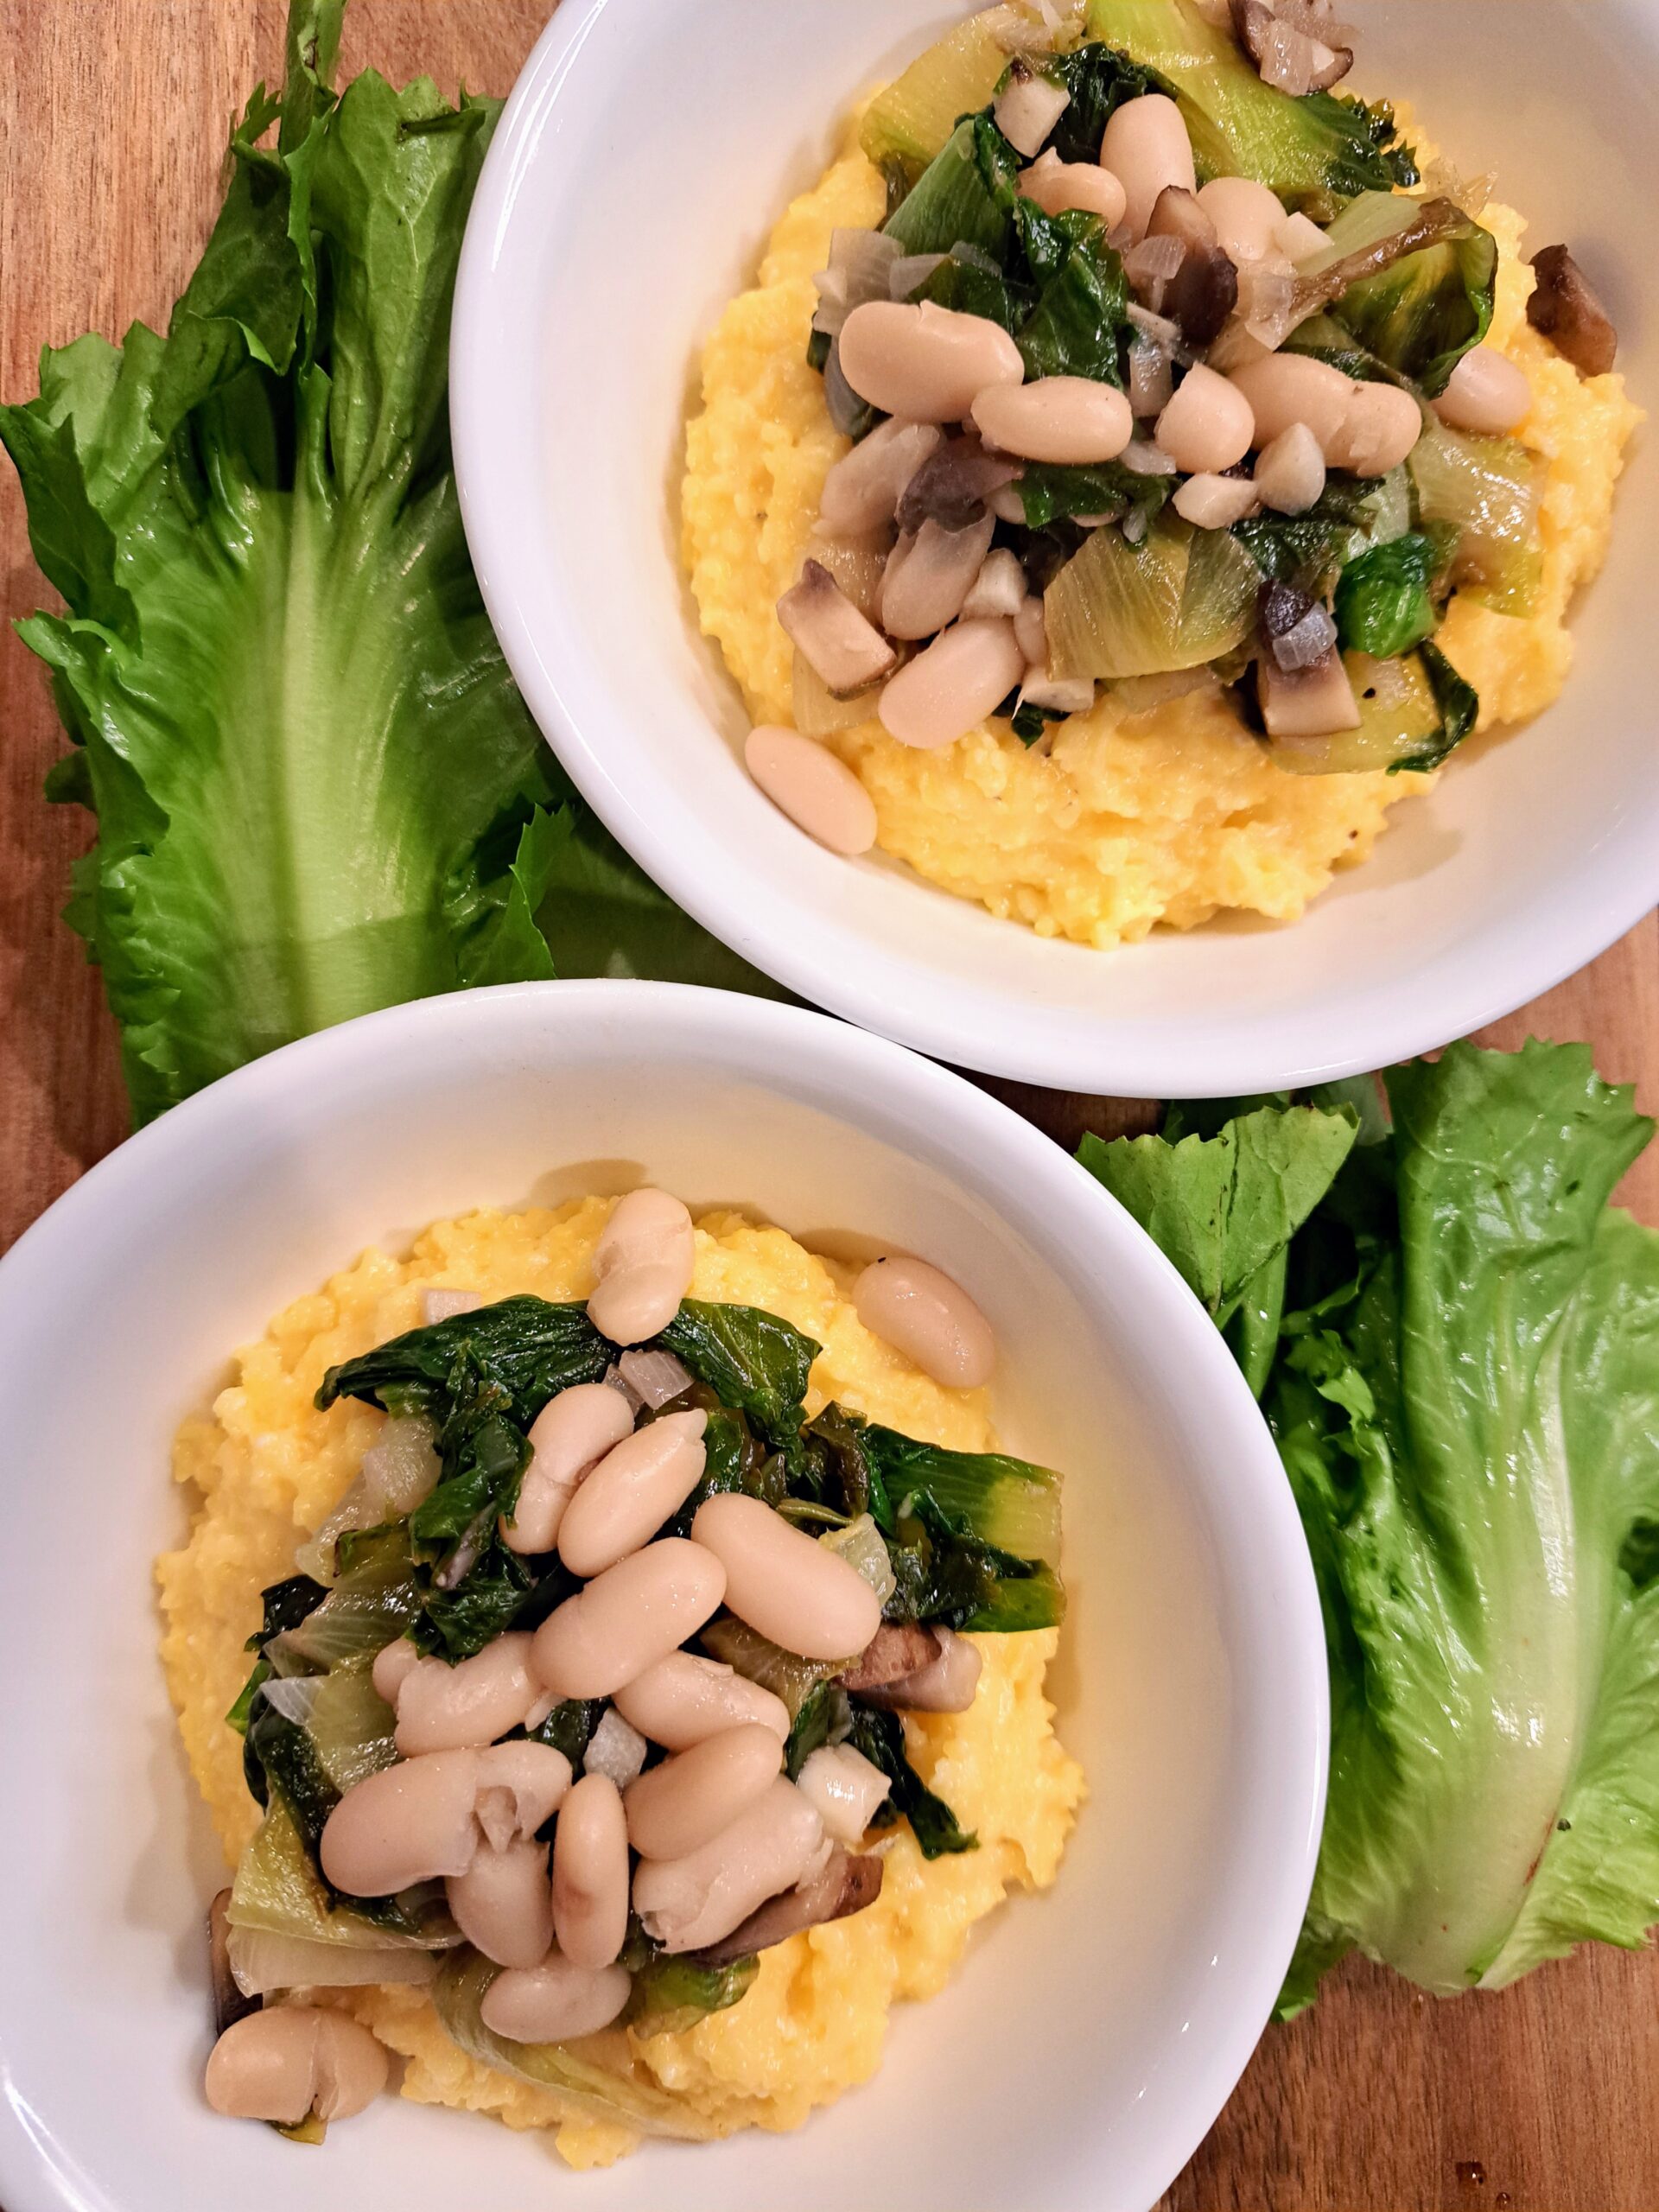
[0,982,1322,2212]
[451,0,1656,1098]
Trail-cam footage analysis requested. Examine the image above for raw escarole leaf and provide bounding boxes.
[1084,1044,1659,2012]
[0,0,764,1128]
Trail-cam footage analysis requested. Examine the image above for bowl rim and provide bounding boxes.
[448,0,1659,1099]
[0,978,1326,2212]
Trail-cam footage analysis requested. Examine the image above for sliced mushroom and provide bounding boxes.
[895,435,1021,534]
[689,1850,885,1968]
[1145,188,1241,349]
[837,1621,943,1694]
[1257,646,1362,739]
[818,417,944,537]
[860,1625,984,1713]
[880,514,997,641]
[777,562,899,697]
[993,57,1071,159]
[1230,0,1353,94]
[1526,245,1618,377]
[1261,582,1338,674]
[209,1889,261,2038]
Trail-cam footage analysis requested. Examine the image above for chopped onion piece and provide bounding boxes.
[615,1347,694,1409]
[813,229,902,339]
[584,1707,649,1789]
[1119,435,1178,477]
[993,60,1071,159]
[888,251,948,301]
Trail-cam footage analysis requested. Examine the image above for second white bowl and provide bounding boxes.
[452,0,1656,1096]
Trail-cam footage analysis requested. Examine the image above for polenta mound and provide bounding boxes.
[158,1198,1084,2167]
[680,119,1640,949]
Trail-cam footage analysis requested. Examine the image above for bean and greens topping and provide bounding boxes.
[752,0,1613,848]
[206,1194,1064,2138]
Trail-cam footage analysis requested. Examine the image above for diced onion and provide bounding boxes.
[813,229,902,339]
[888,251,948,301]
[584,1707,649,1789]
[615,1347,694,1409]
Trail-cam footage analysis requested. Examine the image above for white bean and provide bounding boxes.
[971,376,1134,465]
[1196,175,1287,264]
[473,1740,574,1852]
[1326,379,1422,474]
[745,727,878,856]
[551,1772,632,1969]
[531,1538,727,1700]
[1253,423,1326,514]
[1433,343,1531,435]
[446,1838,554,1969]
[320,1749,480,1896]
[205,2006,388,2126]
[556,1408,708,1578]
[796,1744,893,1846]
[877,618,1025,750]
[1227,353,1354,456]
[632,1777,830,1954]
[624,1722,785,1861]
[505,1382,634,1554]
[818,417,944,537]
[853,1255,995,1389]
[480,1952,632,2044]
[1018,149,1128,229]
[690,1494,882,1661]
[1155,364,1255,475]
[588,1189,696,1345]
[1173,472,1260,528]
[837,301,1024,423]
[393,1631,539,1756]
[613,1652,791,1751]
[372,1637,420,1705]
[1099,94,1195,241]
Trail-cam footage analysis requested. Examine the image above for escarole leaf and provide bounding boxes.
[0,1,760,1128]
[1081,1103,1356,1394]
[1087,1043,1659,2012]
[1309,191,1497,396]
[1046,512,1261,681]
[434,1951,724,2138]
[1086,0,1418,203]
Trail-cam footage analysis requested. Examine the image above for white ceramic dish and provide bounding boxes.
[0,982,1322,2212]
[452,0,1656,1098]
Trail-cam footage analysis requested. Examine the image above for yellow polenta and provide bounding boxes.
[681,118,1640,947]
[158,1198,1084,2168]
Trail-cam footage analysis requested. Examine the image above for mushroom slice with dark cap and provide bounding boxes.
[690,1851,886,1968]
[777,561,899,696]
[837,1621,944,1693]
[1147,188,1240,349]
[1230,0,1354,95]
[1526,245,1618,377]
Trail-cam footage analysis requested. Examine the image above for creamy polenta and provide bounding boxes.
[682,116,1639,947]
[158,1198,1083,2166]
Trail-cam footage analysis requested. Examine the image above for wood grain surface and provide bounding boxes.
[1,7,1655,2207]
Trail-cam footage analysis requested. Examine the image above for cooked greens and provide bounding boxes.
[1313,191,1497,394]
[848,1707,979,1859]
[1084,1044,1659,2012]
[1332,534,1439,658]
[1086,0,1418,205]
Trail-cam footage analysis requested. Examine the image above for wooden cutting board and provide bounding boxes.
[1,6,1654,2206]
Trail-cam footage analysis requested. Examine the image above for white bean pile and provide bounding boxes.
[204,1191,997,2127]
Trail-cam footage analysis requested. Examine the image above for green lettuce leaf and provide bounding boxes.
[0,2,761,1127]
[1084,1043,1659,2012]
